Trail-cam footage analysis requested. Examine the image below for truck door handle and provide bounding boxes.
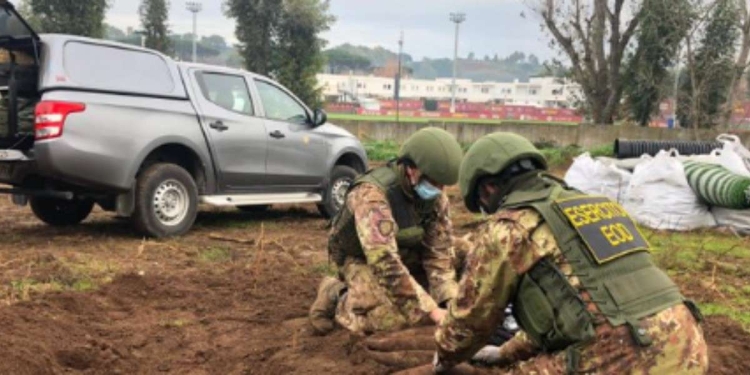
[270,130,286,139]
[209,121,229,131]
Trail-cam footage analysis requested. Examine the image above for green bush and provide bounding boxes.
[365,141,400,161]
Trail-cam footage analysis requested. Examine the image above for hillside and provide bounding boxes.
[324,44,546,82]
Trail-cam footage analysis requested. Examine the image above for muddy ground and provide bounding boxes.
[0,188,748,374]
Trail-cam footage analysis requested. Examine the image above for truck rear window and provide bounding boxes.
[63,42,175,96]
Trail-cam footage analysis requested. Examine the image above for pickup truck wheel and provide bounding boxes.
[318,165,358,219]
[132,163,198,238]
[30,198,94,226]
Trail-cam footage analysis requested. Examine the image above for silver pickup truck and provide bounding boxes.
[0,2,367,237]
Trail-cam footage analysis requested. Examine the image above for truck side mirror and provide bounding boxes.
[312,108,327,127]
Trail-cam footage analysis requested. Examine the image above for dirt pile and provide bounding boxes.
[0,268,386,374]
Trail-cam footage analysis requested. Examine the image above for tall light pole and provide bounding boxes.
[186,2,203,63]
[449,12,465,114]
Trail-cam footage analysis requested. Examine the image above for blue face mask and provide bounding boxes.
[414,179,442,201]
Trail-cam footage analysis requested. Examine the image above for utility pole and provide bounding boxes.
[449,12,465,114]
[396,30,404,124]
[186,2,203,63]
[671,44,682,129]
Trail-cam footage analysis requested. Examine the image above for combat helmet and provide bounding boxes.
[399,127,463,185]
[459,132,547,212]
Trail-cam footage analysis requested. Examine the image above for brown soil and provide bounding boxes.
[0,190,748,374]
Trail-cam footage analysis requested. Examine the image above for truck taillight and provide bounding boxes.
[34,101,86,141]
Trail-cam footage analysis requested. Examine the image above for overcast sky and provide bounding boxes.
[106,0,555,61]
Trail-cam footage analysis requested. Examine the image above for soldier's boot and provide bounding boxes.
[308,276,345,335]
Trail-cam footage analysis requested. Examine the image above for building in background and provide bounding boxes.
[317,73,580,109]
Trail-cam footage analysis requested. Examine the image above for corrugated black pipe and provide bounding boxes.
[614,139,722,159]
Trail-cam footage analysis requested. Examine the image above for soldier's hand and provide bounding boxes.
[429,308,447,325]
[470,345,503,365]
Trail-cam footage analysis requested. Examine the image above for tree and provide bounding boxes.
[623,0,692,126]
[17,0,42,31]
[275,0,335,107]
[527,54,540,66]
[679,0,739,130]
[139,0,171,54]
[171,34,221,61]
[225,0,334,107]
[527,0,641,124]
[505,51,526,64]
[467,52,476,60]
[105,24,127,40]
[29,0,110,38]
[201,35,229,51]
[224,0,283,76]
[323,48,372,73]
[721,0,750,127]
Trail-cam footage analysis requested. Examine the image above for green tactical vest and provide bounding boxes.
[500,175,694,353]
[328,165,438,266]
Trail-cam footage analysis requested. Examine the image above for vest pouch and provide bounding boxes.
[603,265,683,323]
[518,259,595,351]
[396,226,425,248]
[514,275,555,348]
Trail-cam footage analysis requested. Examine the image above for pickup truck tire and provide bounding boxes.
[318,165,358,219]
[30,198,94,226]
[132,163,198,238]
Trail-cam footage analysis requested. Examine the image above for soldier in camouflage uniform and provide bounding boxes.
[308,127,465,336]
[423,133,709,374]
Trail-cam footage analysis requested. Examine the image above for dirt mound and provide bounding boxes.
[0,267,387,375]
[704,315,750,374]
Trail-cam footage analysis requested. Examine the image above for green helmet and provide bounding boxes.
[399,127,463,185]
[459,132,548,212]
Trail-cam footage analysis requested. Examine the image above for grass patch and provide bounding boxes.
[365,141,400,161]
[2,255,119,303]
[198,247,233,263]
[328,113,578,126]
[645,229,749,268]
[310,262,338,277]
[645,228,750,331]
[700,303,750,330]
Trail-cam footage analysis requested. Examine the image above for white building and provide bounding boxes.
[317,73,581,108]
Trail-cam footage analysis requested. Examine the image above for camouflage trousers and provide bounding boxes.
[334,238,473,335]
[334,260,419,335]
[484,304,708,374]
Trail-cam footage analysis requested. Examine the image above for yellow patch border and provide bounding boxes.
[555,195,651,264]
[377,220,395,238]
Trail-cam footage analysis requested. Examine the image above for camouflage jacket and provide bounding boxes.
[340,182,458,323]
[434,208,575,368]
[435,207,709,373]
